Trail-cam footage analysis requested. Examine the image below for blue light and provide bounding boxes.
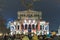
[6,18,15,29]
[7,21,11,28]
[7,18,14,22]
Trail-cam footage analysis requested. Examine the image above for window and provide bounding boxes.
[18,25,19,30]
[28,24,31,32]
[32,24,35,29]
[28,24,31,29]
[40,25,42,30]
[28,14,32,17]
[40,25,44,30]
[25,24,27,29]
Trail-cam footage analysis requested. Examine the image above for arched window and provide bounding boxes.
[28,24,31,29]
[32,24,35,29]
[18,25,19,30]
[25,24,27,29]
[28,24,31,32]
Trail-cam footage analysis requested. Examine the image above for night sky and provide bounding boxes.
[0,0,60,31]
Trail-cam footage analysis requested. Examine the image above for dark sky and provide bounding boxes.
[0,0,60,31]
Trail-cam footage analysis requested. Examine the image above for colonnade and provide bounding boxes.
[10,20,49,35]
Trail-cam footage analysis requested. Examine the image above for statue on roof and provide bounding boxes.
[21,0,40,10]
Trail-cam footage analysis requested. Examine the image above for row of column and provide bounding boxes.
[10,21,49,35]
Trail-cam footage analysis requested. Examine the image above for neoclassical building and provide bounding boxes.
[10,10,49,35]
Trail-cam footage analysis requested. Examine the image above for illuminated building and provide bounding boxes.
[9,10,49,35]
[18,9,42,20]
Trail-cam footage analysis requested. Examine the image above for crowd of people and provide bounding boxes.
[0,33,60,40]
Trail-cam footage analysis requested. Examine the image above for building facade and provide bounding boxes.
[18,9,42,20]
[10,10,49,35]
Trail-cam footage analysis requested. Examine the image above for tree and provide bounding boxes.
[0,15,10,34]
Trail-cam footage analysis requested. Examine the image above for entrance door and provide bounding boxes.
[28,24,32,39]
[28,24,31,33]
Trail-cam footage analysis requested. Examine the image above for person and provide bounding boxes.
[53,35,58,40]
[22,35,29,40]
[58,36,60,40]
[20,34,24,40]
[3,34,8,40]
[32,34,38,40]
